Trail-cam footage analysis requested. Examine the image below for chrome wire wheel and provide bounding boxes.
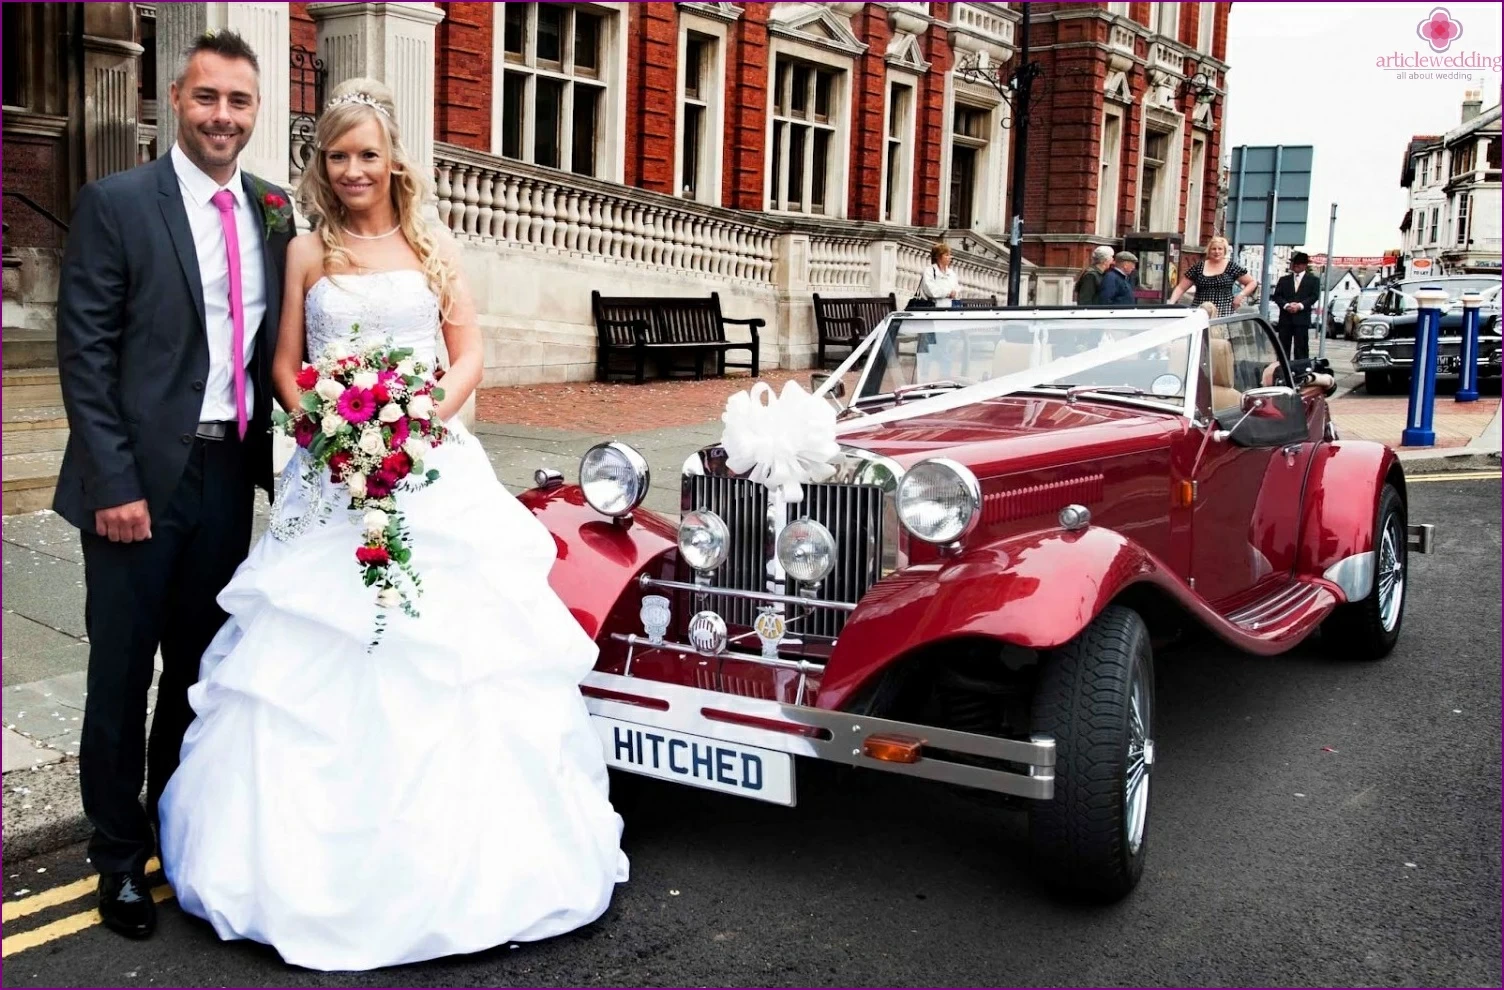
[1377,510,1406,633]
[1125,663,1152,857]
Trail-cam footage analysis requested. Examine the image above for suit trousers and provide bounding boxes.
[1277,323,1310,361]
[79,432,254,874]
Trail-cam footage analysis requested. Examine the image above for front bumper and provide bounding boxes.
[581,669,1057,802]
[1354,337,1504,376]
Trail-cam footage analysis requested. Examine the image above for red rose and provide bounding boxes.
[293,417,317,448]
[372,383,391,404]
[388,418,410,450]
[295,365,319,391]
[264,192,287,209]
[356,545,390,567]
[328,450,353,481]
[365,470,398,498]
[381,451,413,479]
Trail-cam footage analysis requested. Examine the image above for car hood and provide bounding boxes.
[836,394,1185,471]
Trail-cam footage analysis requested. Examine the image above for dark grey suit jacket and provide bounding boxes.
[53,154,291,532]
[1272,272,1321,331]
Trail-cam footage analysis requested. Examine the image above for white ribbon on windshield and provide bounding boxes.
[824,308,1207,434]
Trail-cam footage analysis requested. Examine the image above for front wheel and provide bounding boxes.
[1027,605,1154,902]
[1323,483,1407,660]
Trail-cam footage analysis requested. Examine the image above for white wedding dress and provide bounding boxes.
[157,270,628,971]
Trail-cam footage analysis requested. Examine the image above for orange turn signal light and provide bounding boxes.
[1173,480,1194,507]
[862,733,924,764]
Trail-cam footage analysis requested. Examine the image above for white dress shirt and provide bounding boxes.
[170,143,267,424]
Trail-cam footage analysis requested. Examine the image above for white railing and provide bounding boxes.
[1109,22,1137,55]
[1148,41,1185,76]
[435,144,778,284]
[953,2,1015,47]
[808,235,871,289]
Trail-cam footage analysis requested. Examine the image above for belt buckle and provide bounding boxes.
[195,422,229,441]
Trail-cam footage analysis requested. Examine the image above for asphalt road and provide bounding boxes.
[2,477,1499,988]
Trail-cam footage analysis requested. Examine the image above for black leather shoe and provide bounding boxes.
[98,871,156,939]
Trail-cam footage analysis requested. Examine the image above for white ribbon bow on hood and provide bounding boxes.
[719,379,841,503]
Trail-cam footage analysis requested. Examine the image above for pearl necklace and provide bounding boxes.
[343,224,401,240]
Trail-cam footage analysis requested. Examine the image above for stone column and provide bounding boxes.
[306,2,445,181]
[154,2,291,186]
[81,3,143,182]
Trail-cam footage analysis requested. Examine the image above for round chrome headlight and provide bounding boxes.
[678,509,730,572]
[1358,322,1389,340]
[776,518,836,585]
[579,442,650,517]
[897,458,981,545]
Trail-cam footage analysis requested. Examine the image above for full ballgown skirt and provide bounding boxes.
[157,270,628,971]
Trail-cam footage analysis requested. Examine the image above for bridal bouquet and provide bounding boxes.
[271,326,449,648]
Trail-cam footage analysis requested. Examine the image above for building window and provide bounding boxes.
[1147,2,1179,37]
[882,80,915,223]
[1419,154,1431,187]
[1140,128,1170,229]
[1187,135,1206,245]
[2,4,26,108]
[1450,142,1476,178]
[949,103,988,228]
[1456,193,1471,246]
[1487,137,1500,172]
[1197,2,1215,52]
[494,3,609,177]
[1097,108,1124,236]
[1430,207,1439,244]
[1107,1,1129,15]
[680,32,714,199]
[769,57,841,214]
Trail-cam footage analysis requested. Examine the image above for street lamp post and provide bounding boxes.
[954,6,1041,306]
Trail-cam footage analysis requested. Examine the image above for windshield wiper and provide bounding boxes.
[1037,383,1155,403]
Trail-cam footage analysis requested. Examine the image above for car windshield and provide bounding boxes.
[1357,290,1380,307]
[823,310,1200,413]
[1397,277,1502,306]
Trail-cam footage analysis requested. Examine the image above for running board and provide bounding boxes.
[1407,524,1434,553]
[1226,582,1327,633]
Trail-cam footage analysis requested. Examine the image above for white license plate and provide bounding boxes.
[592,715,796,806]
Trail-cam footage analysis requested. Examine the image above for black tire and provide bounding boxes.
[1027,605,1154,902]
[1364,371,1392,394]
[1322,483,1407,660]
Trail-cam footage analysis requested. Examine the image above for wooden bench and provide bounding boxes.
[591,291,764,384]
[811,293,898,368]
[903,294,1000,311]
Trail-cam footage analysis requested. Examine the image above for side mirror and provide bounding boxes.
[1215,386,1308,448]
[810,373,845,399]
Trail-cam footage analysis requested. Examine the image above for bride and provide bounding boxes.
[156,79,628,971]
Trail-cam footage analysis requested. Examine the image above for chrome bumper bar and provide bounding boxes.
[1407,523,1434,554]
[639,573,857,612]
[580,670,1056,800]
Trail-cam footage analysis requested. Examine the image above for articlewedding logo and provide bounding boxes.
[1416,7,1463,53]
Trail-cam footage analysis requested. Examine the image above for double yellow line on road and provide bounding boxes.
[1,858,174,957]
[1406,470,1501,483]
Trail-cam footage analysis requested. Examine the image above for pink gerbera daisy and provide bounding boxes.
[336,387,376,424]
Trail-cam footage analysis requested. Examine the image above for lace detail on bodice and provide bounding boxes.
[305,270,441,366]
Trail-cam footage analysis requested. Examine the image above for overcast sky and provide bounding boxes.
[1222,1,1502,256]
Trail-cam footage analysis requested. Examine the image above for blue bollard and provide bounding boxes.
[1401,287,1450,447]
[1455,292,1483,403]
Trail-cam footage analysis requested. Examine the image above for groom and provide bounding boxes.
[54,29,290,938]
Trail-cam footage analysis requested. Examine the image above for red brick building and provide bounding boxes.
[411,1,1230,300]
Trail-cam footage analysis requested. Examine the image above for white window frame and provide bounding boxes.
[675,12,727,205]
[1097,106,1124,236]
[1430,206,1440,244]
[1148,1,1180,38]
[490,2,628,182]
[880,71,918,225]
[1196,2,1214,53]
[1187,134,1206,245]
[1108,2,1130,15]
[765,37,853,217]
[1137,107,1184,232]
[939,68,1007,234]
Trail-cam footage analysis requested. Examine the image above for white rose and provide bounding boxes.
[314,378,344,402]
[352,371,379,390]
[406,394,434,421]
[378,402,403,424]
[403,437,432,464]
[396,359,417,377]
[321,413,347,436]
[358,426,386,456]
[346,472,367,499]
[363,509,390,537]
[376,587,403,608]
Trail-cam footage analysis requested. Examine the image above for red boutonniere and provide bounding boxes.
[250,178,293,237]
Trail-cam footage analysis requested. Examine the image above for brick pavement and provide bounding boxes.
[474,369,809,434]
[1329,394,1500,450]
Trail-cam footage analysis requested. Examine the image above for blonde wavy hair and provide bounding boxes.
[296,77,457,318]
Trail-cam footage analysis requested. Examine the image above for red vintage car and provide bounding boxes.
[520,305,1432,902]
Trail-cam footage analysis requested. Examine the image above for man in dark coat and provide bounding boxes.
[1272,251,1322,359]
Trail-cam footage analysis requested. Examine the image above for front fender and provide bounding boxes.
[1295,440,1402,602]
[518,484,677,639]
[818,527,1173,709]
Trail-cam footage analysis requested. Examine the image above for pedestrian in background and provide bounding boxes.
[1168,235,1257,315]
[1272,250,1321,359]
[1098,250,1139,307]
[1076,245,1114,305]
[918,242,961,307]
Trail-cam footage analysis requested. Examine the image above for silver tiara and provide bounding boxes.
[327,92,391,117]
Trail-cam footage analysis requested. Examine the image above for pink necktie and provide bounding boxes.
[210,189,248,439]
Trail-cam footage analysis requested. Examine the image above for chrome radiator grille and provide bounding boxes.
[686,475,884,638]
